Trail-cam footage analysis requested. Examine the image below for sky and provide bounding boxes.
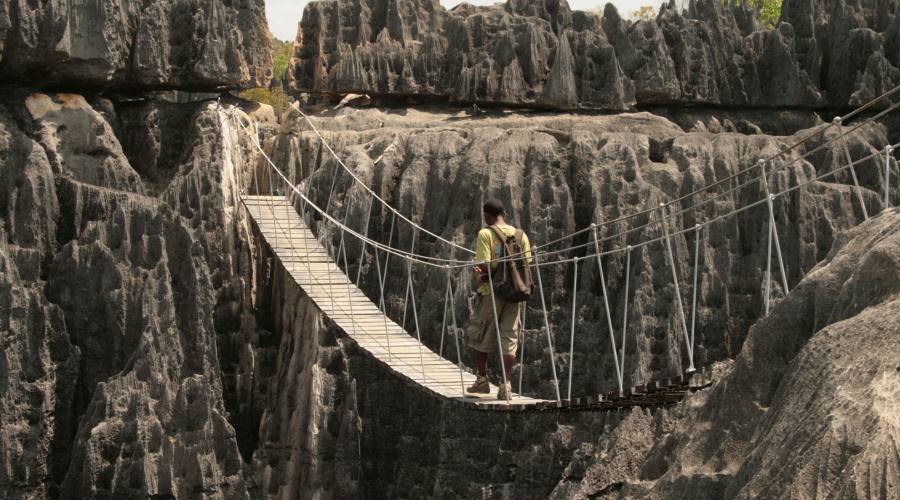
[265,0,665,41]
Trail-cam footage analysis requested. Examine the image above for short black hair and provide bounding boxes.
[483,199,505,217]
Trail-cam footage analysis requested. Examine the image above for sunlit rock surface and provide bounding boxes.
[291,0,899,110]
[0,0,272,90]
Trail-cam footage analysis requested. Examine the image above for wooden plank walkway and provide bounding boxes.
[242,195,548,409]
[242,195,712,412]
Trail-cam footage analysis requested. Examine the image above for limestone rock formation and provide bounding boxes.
[291,0,899,110]
[0,92,261,498]
[552,209,900,498]
[0,0,272,90]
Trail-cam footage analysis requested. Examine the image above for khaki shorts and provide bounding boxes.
[466,294,522,355]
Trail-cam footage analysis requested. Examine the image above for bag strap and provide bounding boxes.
[488,225,513,278]
[488,225,511,252]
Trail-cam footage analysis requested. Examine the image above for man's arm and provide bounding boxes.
[474,228,493,282]
[523,232,533,265]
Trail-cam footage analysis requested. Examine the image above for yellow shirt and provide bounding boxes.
[475,223,532,295]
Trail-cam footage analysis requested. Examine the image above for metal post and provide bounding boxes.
[445,267,467,397]
[400,229,418,329]
[835,117,869,220]
[759,160,790,298]
[355,196,375,286]
[689,224,702,370]
[659,203,694,372]
[339,225,357,337]
[379,214,396,311]
[406,263,427,383]
[517,304,526,395]
[591,223,623,393]
[372,236,392,361]
[439,282,450,358]
[567,257,579,400]
[886,145,893,209]
[534,252,561,402]
[267,152,278,252]
[619,246,631,384]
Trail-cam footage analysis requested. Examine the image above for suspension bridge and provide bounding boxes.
[222,85,900,412]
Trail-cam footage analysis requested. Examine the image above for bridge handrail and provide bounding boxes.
[226,107,896,270]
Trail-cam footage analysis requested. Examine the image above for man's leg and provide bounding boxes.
[502,354,515,382]
[474,350,489,377]
[496,301,521,400]
[466,295,492,393]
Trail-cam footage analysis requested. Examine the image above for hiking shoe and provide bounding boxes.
[497,382,512,401]
[466,376,490,394]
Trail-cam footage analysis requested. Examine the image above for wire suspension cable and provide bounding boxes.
[445,268,467,397]
[372,234,393,361]
[339,222,358,337]
[760,160,790,297]
[296,108,474,256]
[659,203,695,372]
[886,145,893,208]
[534,252,561,402]
[406,269,427,383]
[356,196,375,286]
[518,304,527,396]
[379,213,396,310]
[689,225,702,369]
[227,107,897,270]
[439,281,450,358]
[591,224,623,393]
[486,262,511,395]
[567,257,579,400]
[401,230,418,328]
[836,117,869,220]
[619,246,631,384]
[229,91,900,271]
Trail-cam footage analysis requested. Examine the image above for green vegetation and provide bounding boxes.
[239,87,291,116]
[631,5,655,21]
[623,1,782,28]
[238,36,294,117]
[745,0,783,28]
[272,38,293,81]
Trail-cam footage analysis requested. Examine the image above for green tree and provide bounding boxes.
[631,5,656,22]
[729,0,782,28]
[239,87,291,116]
[272,38,293,82]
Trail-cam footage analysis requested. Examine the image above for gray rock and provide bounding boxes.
[291,0,899,111]
[0,0,272,90]
[0,93,260,498]
[555,209,900,499]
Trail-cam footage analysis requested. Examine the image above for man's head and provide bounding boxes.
[483,199,506,226]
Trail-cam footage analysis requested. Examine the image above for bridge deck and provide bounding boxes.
[243,195,548,409]
[243,195,710,412]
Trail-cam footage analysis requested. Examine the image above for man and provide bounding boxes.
[466,199,532,401]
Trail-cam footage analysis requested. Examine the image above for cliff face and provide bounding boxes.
[551,209,900,499]
[0,0,273,497]
[291,0,899,110]
[0,91,266,498]
[0,0,272,90]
